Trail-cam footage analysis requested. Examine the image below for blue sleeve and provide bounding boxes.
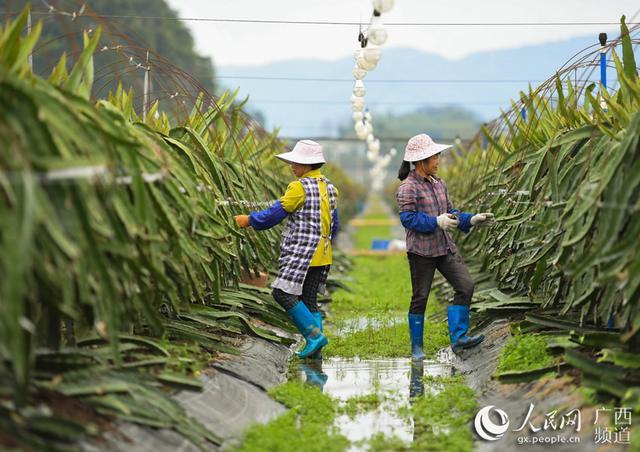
[332,209,339,239]
[399,211,438,233]
[249,200,288,230]
[449,209,474,234]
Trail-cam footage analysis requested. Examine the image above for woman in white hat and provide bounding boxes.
[396,134,494,359]
[234,140,339,360]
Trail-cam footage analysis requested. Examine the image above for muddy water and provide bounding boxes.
[296,357,454,450]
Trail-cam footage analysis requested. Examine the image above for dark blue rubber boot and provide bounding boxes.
[287,302,328,359]
[408,313,426,360]
[301,360,328,390]
[409,360,425,399]
[447,305,484,352]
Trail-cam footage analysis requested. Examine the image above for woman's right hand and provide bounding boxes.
[436,213,459,232]
[234,214,250,228]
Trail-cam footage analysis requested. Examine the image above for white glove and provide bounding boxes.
[470,212,495,227]
[436,213,459,232]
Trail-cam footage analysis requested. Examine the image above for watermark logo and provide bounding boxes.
[473,403,632,446]
[474,405,510,441]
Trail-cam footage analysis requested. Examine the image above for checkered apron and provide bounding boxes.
[271,177,337,296]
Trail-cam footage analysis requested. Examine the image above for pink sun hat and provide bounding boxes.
[403,134,452,162]
[275,139,326,164]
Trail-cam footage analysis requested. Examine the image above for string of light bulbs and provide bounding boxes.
[350,0,398,190]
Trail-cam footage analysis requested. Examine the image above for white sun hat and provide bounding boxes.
[275,140,326,164]
[403,134,452,162]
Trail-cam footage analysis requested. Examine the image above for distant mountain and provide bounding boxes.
[218,34,622,138]
[12,0,216,96]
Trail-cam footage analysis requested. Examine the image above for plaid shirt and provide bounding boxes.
[396,170,458,257]
[272,177,337,296]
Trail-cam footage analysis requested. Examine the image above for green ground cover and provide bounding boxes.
[325,254,449,359]
[234,382,349,452]
[495,332,556,374]
[341,392,384,419]
[325,317,449,359]
[409,375,478,451]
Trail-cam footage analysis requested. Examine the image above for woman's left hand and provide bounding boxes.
[470,212,495,227]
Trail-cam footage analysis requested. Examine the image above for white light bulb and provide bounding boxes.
[366,133,375,145]
[352,112,364,122]
[368,139,381,153]
[353,66,367,80]
[356,51,377,70]
[352,103,364,112]
[368,16,388,46]
[363,47,382,65]
[353,80,366,97]
[372,0,395,13]
[364,111,373,122]
[352,96,365,108]
[356,126,368,140]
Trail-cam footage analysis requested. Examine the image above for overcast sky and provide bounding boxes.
[166,0,639,67]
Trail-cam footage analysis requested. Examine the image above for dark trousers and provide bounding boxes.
[407,251,474,315]
[272,265,330,312]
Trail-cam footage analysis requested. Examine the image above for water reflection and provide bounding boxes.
[409,359,425,399]
[293,357,453,449]
[300,359,328,391]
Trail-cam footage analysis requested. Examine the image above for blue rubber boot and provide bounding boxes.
[408,313,426,360]
[447,305,484,352]
[287,302,328,359]
[308,312,324,360]
[312,312,323,332]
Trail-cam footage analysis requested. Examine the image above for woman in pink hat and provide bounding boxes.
[234,140,339,360]
[396,134,494,359]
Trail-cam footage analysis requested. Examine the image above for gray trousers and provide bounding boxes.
[407,251,474,314]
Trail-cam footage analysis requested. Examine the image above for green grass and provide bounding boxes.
[325,317,449,359]
[410,375,478,452]
[330,255,413,318]
[326,254,449,359]
[353,225,392,250]
[631,427,640,452]
[340,392,384,419]
[234,382,349,452]
[495,333,555,374]
[367,433,411,451]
